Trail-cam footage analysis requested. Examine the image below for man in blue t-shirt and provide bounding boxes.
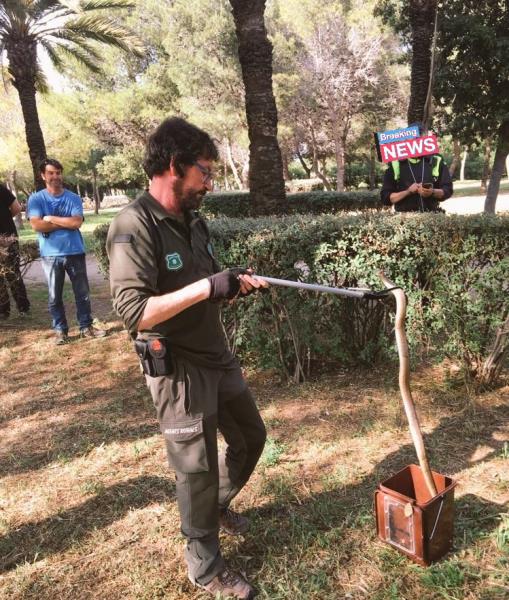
[28,158,106,344]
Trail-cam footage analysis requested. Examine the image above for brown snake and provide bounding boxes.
[379,272,438,499]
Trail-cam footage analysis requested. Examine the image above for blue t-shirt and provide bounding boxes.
[27,189,85,257]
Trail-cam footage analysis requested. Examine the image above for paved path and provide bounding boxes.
[442,193,509,214]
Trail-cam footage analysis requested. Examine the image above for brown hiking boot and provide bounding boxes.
[196,568,255,599]
[219,508,250,536]
[80,326,106,339]
[55,331,70,345]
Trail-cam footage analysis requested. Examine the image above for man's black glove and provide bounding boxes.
[208,268,250,300]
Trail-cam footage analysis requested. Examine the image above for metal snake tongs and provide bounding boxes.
[253,271,438,499]
[378,271,437,499]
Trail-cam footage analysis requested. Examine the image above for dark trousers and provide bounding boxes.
[146,358,266,585]
[41,254,93,332]
[0,241,30,316]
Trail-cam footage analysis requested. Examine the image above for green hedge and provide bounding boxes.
[93,213,509,382]
[200,190,383,218]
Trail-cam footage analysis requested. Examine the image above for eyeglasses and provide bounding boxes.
[193,161,215,184]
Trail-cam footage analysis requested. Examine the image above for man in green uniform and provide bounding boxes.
[107,117,268,599]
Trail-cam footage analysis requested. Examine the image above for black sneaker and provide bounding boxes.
[55,331,70,345]
[80,326,107,339]
[219,508,250,535]
[194,568,255,599]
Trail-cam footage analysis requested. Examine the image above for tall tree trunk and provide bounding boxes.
[241,158,250,189]
[223,157,230,191]
[92,169,100,215]
[309,123,331,190]
[448,139,461,177]
[476,313,509,387]
[281,147,291,181]
[6,40,47,191]
[367,146,376,190]
[334,136,345,192]
[296,147,311,178]
[484,120,509,214]
[460,147,468,182]
[407,0,438,125]
[480,142,492,192]
[229,0,286,215]
[225,138,243,190]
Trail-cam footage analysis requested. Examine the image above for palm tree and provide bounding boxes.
[407,0,438,126]
[0,0,142,189]
[229,0,286,215]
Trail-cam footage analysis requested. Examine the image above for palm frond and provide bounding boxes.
[49,30,102,62]
[31,6,76,32]
[79,0,136,11]
[65,15,144,56]
[54,43,102,73]
[39,38,66,71]
[31,0,65,18]
[34,60,49,93]
[0,0,29,25]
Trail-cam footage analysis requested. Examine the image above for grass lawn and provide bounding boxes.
[0,277,508,599]
[17,208,120,251]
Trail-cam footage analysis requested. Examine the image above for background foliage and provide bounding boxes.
[94,213,509,383]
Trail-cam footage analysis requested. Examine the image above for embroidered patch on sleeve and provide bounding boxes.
[113,234,134,243]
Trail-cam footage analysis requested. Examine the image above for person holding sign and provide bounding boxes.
[379,125,453,212]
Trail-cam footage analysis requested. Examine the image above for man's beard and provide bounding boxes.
[174,179,206,212]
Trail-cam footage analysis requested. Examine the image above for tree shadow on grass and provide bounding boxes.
[0,475,175,573]
[0,368,160,478]
[0,400,506,584]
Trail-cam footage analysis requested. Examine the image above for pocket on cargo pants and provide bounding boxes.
[161,415,209,473]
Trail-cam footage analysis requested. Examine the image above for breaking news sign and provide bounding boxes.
[374,125,440,163]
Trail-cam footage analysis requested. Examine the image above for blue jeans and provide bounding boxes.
[41,254,93,333]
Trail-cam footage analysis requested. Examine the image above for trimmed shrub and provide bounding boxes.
[200,190,383,218]
[94,213,509,383]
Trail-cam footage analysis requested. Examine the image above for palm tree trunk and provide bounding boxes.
[229,0,286,215]
[6,41,47,191]
[407,0,438,125]
[484,120,509,214]
[281,147,291,181]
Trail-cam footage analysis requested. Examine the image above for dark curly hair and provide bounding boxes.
[143,117,218,178]
[39,158,63,173]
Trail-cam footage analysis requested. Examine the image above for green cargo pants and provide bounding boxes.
[145,357,266,585]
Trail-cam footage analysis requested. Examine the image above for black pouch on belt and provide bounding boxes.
[134,338,173,376]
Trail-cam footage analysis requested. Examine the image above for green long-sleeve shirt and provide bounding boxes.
[107,192,235,369]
